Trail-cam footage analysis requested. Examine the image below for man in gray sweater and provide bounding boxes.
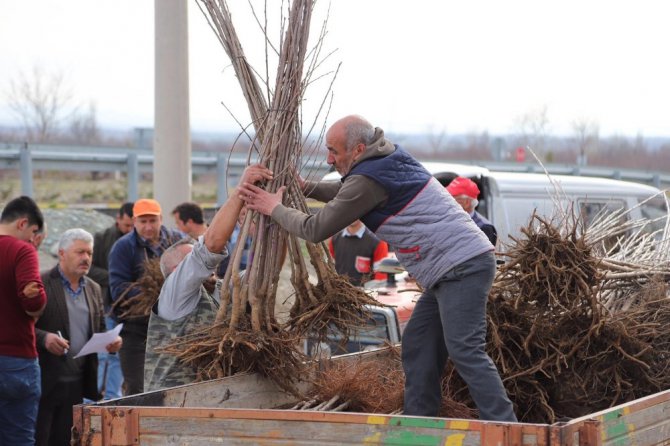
[239,115,516,421]
[144,165,273,392]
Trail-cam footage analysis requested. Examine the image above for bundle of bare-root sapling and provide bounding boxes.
[110,258,163,320]
[160,0,377,394]
[299,344,477,419]
[283,185,380,345]
[479,202,670,424]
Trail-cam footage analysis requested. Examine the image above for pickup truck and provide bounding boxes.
[73,346,670,445]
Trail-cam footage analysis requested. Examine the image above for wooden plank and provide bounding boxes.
[139,416,486,445]
[84,407,548,446]
[577,420,601,446]
[94,373,309,410]
[72,406,102,446]
[563,389,670,446]
[162,373,310,409]
[90,348,393,411]
[101,408,139,446]
[597,400,670,446]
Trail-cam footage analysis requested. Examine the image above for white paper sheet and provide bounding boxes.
[73,323,123,358]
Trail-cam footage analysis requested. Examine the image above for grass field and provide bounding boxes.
[0,171,220,207]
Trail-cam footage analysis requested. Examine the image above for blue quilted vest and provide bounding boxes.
[343,147,493,288]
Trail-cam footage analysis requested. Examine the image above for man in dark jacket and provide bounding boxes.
[89,202,134,307]
[108,199,182,395]
[239,115,516,422]
[35,228,122,446]
[446,176,498,247]
[87,202,133,399]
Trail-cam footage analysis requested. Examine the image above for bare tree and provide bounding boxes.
[6,66,78,143]
[465,130,492,160]
[425,125,448,158]
[68,102,101,145]
[571,117,599,166]
[513,105,551,157]
[69,102,105,179]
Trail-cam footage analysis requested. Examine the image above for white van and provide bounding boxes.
[322,161,669,249]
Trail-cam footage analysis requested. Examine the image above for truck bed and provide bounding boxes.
[73,348,670,446]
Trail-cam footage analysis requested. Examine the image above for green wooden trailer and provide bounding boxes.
[72,348,670,446]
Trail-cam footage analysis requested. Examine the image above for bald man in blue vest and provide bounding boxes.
[239,115,516,421]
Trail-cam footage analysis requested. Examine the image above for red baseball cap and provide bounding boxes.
[446,177,479,199]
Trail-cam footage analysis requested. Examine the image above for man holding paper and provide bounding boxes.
[35,228,122,446]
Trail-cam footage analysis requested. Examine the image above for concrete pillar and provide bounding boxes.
[20,143,34,197]
[154,0,191,223]
[127,153,139,202]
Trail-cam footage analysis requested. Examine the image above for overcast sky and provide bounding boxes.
[1,0,669,137]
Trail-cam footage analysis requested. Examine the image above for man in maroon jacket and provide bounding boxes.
[0,196,48,446]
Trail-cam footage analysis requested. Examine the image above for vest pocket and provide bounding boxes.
[397,245,421,260]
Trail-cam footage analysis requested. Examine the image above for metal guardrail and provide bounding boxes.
[1,142,669,204]
[0,143,331,205]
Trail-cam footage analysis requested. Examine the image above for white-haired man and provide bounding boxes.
[35,228,122,446]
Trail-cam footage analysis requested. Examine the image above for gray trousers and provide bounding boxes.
[401,251,517,421]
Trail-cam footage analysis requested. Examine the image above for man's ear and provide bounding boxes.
[353,143,366,159]
[15,217,29,231]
